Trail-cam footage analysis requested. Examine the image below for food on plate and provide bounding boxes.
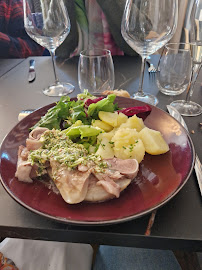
[98,111,128,128]
[92,120,113,132]
[111,128,145,163]
[15,90,169,204]
[139,127,169,155]
[102,89,130,98]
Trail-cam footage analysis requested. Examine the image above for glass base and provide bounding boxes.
[43,82,74,97]
[132,92,159,106]
[170,100,202,116]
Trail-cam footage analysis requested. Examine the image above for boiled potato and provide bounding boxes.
[139,127,169,155]
[111,128,145,163]
[96,133,114,159]
[111,128,139,146]
[92,120,113,132]
[99,129,116,140]
[114,139,145,163]
[117,113,128,126]
[98,111,118,127]
[119,115,145,132]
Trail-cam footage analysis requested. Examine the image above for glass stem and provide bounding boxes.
[186,63,201,102]
[50,50,59,84]
[137,57,146,96]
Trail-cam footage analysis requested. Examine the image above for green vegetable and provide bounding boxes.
[77,89,93,100]
[87,94,118,119]
[32,91,118,132]
[64,125,103,139]
[32,96,71,130]
[70,103,89,124]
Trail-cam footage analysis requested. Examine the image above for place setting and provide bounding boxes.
[0,0,201,237]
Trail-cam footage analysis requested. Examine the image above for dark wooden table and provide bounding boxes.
[0,56,201,251]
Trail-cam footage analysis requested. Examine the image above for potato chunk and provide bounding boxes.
[114,139,145,163]
[111,128,145,163]
[96,133,114,159]
[98,111,119,127]
[117,113,128,126]
[92,120,113,132]
[112,128,139,145]
[120,115,145,132]
[139,127,169,155]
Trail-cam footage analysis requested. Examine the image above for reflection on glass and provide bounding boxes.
[170,0,202,116]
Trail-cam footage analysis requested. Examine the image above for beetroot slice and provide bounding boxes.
[117,105,151,120]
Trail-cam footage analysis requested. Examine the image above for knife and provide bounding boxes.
[167,105,202,196]
[28,59,36,83]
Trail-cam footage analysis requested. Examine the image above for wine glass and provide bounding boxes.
[23,0,75,96]
[170,0,202,116]
[78,49,115,94]
[121,0,178,105]
[157,43,192,96]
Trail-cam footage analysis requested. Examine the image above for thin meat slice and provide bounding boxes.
[106,158,139,179]
[50,160,91,204]
[85,174,131,202]
[26,127,48,150]
[15,145,33,183]
[93,171,121,198]
[15,145,47,182]
[97,180,120,198]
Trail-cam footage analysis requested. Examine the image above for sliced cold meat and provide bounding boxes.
[106,158,139,179]
[85,174,131,202]
[26,127,48,150]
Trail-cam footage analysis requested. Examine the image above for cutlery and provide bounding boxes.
[18,109,35,121]
[167,105,202,196]
[28,59,36,83]
[146,58,157,73]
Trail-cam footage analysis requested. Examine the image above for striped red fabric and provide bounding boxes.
[0,0,44,58]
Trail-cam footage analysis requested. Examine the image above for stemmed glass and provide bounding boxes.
[121,0,178,105]
[23,0,75,96]
[170,0,202,116]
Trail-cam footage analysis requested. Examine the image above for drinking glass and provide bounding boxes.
[78,49,115,94]
[121,0,178,105]
[157,43,192,96]
[170,0,202,116]
[23,0,75,96]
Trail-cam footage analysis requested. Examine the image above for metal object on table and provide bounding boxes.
[167,105,202,196]
[18,109,35,121]
[28,59,36,83]
[146,58,157,73]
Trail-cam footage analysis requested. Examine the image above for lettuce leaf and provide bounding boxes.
[32,96,71,130]
[87,94,117,119]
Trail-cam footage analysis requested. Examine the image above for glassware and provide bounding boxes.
[121,0,178,105]
[170,0,202,116]
[157,43,192,96]
[78,49,115,94]
[23,0,74,96]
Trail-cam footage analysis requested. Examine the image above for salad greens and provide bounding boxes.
[87,94,118,119]
[32,90,118,130]
[32,96,71,130]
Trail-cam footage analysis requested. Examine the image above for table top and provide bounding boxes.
[0,55,201,251]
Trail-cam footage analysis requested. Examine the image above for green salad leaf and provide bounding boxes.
[32,91,118,131]
[77,89,93,100]
[87,94,118,119]
[32,96,71,130]
[64,125,103,139]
